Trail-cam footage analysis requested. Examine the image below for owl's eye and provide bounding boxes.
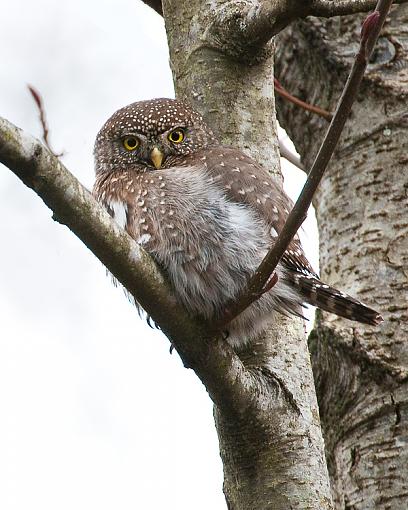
[122,136,139,151]
[168,129,185,144]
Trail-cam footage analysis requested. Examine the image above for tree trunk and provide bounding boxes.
[162,1,332,508]
[275,7,408,508]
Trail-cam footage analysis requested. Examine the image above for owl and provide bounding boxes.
[93,98,382,348]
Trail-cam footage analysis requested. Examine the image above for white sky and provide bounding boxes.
[0,2,318,509]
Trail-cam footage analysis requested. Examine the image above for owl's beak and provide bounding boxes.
[150,147,164,169]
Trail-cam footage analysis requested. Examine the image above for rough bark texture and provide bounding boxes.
[275,6,408,508]
[162,1,332,508]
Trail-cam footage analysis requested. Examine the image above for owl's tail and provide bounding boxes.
[287,273,383,326]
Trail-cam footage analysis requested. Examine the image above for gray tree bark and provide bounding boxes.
[275,6,408,508]
[162,1,332,508]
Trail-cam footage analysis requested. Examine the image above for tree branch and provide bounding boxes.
[0,116,264,417]
[279,138,305,171]
[143,0,407,53]
[27,85,64,158]
[218,0,394,329]
[310,0,405,17]
[274,78,333,122]
[243,0,406,45]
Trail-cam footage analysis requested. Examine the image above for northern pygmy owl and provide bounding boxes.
[93,98,382,347]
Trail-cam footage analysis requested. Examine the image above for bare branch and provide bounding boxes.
[142,0,408,26]
[27,85,64,158]
[141,0,407,54]
[310,0,405,17]
[274,78,333,122]
[279,138,305,171]
[0,116,262,416]
[218,0,394,329]
[206,0,408,56]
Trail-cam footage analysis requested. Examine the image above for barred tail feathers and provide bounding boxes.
[287,273,383,326]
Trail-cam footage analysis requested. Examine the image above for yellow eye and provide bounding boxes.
[168,129,185,144]
[122,136,139,151]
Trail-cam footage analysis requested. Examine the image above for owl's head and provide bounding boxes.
[94,98,219,174]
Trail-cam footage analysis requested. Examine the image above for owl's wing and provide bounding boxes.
[202,146,318,278]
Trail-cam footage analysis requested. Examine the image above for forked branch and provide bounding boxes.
[143,0,407,42]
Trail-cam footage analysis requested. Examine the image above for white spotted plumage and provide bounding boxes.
[93,98,383,348]
[108,200,128,229]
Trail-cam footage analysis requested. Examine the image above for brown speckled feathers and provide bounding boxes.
[93,98,382,347]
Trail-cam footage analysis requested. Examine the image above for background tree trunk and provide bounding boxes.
[275,6,408,508]
[162,1,332,508]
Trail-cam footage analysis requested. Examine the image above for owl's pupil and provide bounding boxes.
[126,138,137,147]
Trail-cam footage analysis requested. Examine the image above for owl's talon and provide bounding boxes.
[169,344,174,354]
[222,330,230,341]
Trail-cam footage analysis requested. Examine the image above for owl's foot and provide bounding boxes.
[146,315,161,330]
[222,330,230,341]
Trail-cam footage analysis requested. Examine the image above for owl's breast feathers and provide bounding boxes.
[92,148,328,292]
[93,161,275,323]
[93,145,382,331]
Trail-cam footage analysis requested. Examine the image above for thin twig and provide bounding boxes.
[216,0,393,331]
[27,85,64,158]
[279,138,305,171]
[274,78,333,121]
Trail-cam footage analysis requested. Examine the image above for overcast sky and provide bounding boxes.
[0,2,318,509]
